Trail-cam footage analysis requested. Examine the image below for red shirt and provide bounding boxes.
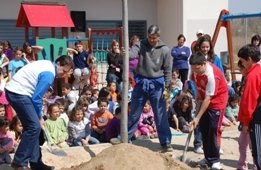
[192,63,228,109]
[238,62,261,126]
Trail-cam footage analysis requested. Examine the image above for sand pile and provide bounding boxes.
[64,143,191,170]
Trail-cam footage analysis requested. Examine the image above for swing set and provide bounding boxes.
[212,9,261,80]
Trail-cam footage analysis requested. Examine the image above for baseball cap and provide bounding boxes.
[196,29,204,35]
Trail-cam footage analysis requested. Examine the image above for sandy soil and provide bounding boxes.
[60,125,254,170]
[0,126,255,170]
[62,143,192,170]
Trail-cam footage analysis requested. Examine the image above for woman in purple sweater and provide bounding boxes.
[171,34,190,85]
[129,35,140,78]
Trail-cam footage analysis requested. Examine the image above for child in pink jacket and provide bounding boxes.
[136,101,157,139]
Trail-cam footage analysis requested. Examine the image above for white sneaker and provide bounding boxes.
[219,148,224,155]
[211,162,221,170]
[194,147,204,154]
[197,158,209,166]
[110,138,121,145]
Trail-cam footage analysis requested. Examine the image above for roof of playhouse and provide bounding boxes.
[16,2,74,27]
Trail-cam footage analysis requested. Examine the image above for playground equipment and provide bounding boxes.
[16,2,75,95]
[212,9,261,80]
[16,2,74,62]
[87,27,123,89]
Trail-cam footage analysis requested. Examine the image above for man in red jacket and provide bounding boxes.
[237,44,261,170]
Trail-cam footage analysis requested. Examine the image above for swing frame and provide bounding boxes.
[212,9,261,80]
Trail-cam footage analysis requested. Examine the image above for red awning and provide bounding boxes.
[16,3,75,27]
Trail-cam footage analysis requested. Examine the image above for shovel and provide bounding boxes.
[42,127,67,156]
[180,129,193,162]
[180,100,202,163]
[42,127,54,153]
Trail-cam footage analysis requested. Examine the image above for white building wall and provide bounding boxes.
[0,0,157,26]
[156,0,228,56]
[156,0,183,48]
[0,0,157,42]
[183,0,229,55]
[1,0,228,56]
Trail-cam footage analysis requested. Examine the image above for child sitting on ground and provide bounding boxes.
[0,116,14,164]
[62,83,79,113]
[55,98,69,126]
[0,104,5,117]
[46,86,62,104]
[136,101,157,139]
[45,103,69,148]
[170,93,193,133]
[77,97,90,120]
[225,94,239,125]
[91,98,113,142]
[68,106,99,146]
[105,107,121,142]
[91,89,99,103]
[170,69,183,100]
[80,85,93,104]
[108,81,118,102]
[9,116,22,152]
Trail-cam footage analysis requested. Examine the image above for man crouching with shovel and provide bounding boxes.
[188,52,228,170]
[5,55,74,170]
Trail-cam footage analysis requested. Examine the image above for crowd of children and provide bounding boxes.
[0,32,259,170]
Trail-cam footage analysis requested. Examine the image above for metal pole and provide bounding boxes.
[245,18,248,44]
[121,0,129,143]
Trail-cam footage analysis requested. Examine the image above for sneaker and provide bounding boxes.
[161,144,173,153]
[30,162,54,170]
[194,147,204,154]
[219,148,224,155]
[137,135,150,140]
[197,158,209,166]
[150,133,158,139]
[211,162,221,170]
[11,162,31,170]
[110,138,121,145]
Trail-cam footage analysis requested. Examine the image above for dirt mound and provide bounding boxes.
[64,143,191,170]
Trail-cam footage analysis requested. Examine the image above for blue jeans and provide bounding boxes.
[72,136,100,146]
[5,90,42,167]
[128,77,171,145]
[91,131,106,143]
[193,125,202,149]
[0,138,12,164]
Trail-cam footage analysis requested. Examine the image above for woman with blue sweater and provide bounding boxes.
[171,34,190,85]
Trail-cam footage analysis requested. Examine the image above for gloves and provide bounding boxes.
[162,88,170,101]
